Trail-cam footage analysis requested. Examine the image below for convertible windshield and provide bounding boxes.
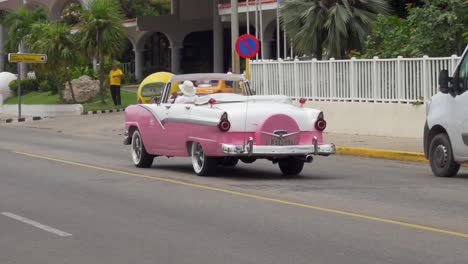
[165,74,252,104]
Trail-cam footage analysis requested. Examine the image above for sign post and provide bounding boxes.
[8,53,47,119]
[235,34,260,80]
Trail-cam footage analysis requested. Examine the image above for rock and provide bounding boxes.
[63,75,100,102]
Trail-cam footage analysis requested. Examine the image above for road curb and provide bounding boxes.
[0,116,44,124]
[336,146,427,163]
[82,108,126,115]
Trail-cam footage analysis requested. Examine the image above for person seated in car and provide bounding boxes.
[168,91,179,104]
[174,80,197,104]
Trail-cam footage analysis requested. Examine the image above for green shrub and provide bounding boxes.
[9,79,40,96]
[38,80,52,93]
[122,73,137,84]
[70,66,96,79]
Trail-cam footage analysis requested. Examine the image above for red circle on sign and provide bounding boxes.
[235,34,260,59]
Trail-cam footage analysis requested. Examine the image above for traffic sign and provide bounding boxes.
[8,53,47,63]
[235,34,260,59]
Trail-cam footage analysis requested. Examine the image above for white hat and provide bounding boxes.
[179,80,196,96]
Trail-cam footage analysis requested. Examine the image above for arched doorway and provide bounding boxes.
[182,31,213,73]
[142,32,171,77]
[119,38,135,76]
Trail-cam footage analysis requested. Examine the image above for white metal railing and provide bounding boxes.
[250,55,461,103]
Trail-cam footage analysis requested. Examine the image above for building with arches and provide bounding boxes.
[0,0,289,81]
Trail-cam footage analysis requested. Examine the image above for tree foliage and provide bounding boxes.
[281,0,390,59]
[3,7,48,52]
[119,0,171,19]
[361,0,468,58]
[61,2,83,25]
[27,22,80,102]
[80,0,125,103]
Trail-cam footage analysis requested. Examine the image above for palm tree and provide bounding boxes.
[281,0,390,59]
[27,22,79,103]
[80,0,125,103]
[4,7,48,77]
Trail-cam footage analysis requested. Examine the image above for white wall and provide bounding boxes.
[304,101,426,139]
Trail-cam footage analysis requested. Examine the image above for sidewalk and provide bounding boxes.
[326,133,426,162]
[326,133,423,153]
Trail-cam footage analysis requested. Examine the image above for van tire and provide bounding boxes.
[429,133,460,177]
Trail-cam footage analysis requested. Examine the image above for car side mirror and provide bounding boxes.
[152,96,161,104]
[439,70,450,94]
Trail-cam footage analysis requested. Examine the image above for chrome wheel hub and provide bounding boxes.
[434,144,448,168]
[132,134,142,164]
[192,143,204,173]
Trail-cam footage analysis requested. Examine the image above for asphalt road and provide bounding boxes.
[1,120,468,264]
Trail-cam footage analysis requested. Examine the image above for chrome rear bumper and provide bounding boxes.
[221,142,336,156]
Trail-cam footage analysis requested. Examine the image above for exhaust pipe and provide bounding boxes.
[296,155,313,163]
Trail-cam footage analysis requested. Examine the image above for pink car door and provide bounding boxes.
[162,103,192,153]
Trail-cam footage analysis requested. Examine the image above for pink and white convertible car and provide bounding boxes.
[124,73,335,176]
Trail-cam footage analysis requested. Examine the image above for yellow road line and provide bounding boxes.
[14,150,468,239]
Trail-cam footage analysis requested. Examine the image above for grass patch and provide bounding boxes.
[83,90,136,112]
[4,92,60,105]
[3,90,137,113]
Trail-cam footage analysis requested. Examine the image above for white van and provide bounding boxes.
[425,46,468,177]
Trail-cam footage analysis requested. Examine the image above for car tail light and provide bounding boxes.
[218,112,230,132]
[315,119,327,131]
[315,112,327,131]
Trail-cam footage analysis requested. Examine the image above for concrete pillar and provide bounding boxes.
[171,0,179,16]
[213,0,223,73]
[171,44,182,74]
[134,48,143,81]
[230,0,240,74]
[0,23,4,72]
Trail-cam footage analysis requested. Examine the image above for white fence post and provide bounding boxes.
[422,55,429,101]
[397,56,403,103]
[311,58,317,99]
[451,54,458,74]
[329,58,335,99]
[293,58,299,97]
[350,57,356,100]
[278,59,284,95]
[372,56,379,101]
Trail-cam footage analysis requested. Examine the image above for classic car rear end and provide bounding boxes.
[124,73,335,176]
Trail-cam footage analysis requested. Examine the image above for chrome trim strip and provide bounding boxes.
[162,118,218,127]
[260,131,300,138]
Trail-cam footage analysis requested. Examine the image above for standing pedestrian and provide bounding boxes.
[109,63,123,106]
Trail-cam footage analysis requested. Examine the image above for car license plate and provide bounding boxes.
[268,139,294,146]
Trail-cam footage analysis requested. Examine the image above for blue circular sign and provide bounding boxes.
[235,34,260,59]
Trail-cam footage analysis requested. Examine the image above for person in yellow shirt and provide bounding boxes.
[109,63,124,106]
